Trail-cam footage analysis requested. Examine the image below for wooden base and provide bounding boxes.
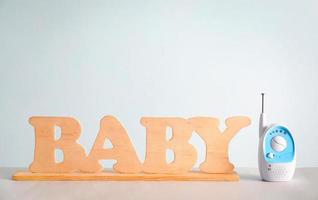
[13,171,239,181]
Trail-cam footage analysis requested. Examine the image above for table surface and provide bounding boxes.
[0,167,317,200]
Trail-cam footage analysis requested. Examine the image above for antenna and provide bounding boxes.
[261,93,265,113]
[259,93,267,137]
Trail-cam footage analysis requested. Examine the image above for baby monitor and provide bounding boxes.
[258,93,296,181]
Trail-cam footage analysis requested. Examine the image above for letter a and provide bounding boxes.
[87,116,141,173]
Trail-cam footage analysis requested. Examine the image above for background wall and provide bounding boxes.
[1,0,317,168]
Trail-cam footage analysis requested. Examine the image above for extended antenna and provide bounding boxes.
[259,93,267,136]
[261,93,265,113]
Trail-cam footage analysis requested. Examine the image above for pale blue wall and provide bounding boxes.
[1,0,317,167]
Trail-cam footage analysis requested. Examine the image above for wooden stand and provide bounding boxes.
[13,171,239,181]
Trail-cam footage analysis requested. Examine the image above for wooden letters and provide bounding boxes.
[13,115,251,181]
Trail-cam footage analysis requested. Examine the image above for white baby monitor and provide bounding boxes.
[258,93,296,181]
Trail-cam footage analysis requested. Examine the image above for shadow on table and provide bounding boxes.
[0,167,24,180]
[239,173,262,181]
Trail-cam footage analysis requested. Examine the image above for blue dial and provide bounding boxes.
[263,125,295,163]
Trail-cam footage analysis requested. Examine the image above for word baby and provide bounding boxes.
[29,116,251,174]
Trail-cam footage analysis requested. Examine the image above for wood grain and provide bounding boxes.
[29,117,88,173]
[190,116,251,173]
[13,171,239,181]
[16,115,251,181]
[87,116,142,173]
[141,117,197,174]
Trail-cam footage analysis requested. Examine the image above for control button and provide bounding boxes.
[271,136,287,152]
[266,152,274,159]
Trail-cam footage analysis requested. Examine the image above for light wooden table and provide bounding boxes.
[0,168,317,200]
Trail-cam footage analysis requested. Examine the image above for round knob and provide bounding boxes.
[271,136,287,152]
